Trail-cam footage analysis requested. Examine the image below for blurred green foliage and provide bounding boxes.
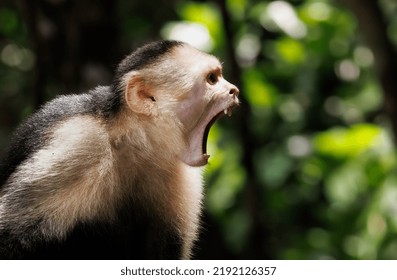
[1,0,397,259]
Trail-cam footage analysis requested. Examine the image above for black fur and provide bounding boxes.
[0,40,185,259]
[0,198,183,259]
[115,40,183,78]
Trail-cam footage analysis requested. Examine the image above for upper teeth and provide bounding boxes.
[224,108,232,117]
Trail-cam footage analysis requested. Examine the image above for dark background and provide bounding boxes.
[1,0,397,259]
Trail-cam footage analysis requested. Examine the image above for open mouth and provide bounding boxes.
[202,112,222,157]
[180,95,239,167]
[192,103,237,166]
[202,107,234,156]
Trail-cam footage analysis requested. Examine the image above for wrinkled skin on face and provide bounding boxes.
[174,46,240,167]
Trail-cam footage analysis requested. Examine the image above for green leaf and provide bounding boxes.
[243,68,278,108]
[275,38,306,64]
[314,124,382,158]
[178,2,222,43]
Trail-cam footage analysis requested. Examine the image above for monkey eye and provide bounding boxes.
[206,72,219,85]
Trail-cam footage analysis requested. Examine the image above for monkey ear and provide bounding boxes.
[124,75,157,116]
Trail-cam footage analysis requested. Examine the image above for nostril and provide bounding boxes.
[229,87,239,95]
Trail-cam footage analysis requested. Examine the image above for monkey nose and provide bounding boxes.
[229,85,239,96]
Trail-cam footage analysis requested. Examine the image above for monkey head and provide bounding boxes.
[119,41,240,167]
[174,45,240,166]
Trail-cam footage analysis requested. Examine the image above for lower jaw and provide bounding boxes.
[180,152,209,167]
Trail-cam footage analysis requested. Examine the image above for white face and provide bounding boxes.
[173,45,240,166]
[123,44,239,167]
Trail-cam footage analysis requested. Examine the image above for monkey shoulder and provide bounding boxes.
[0,91,120,245]
[8,92,116,184]
[0,87,115,186]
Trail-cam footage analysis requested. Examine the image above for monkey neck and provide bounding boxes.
[107,108,186,167]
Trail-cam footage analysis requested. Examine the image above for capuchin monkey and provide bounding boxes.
[0,40,239,259]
